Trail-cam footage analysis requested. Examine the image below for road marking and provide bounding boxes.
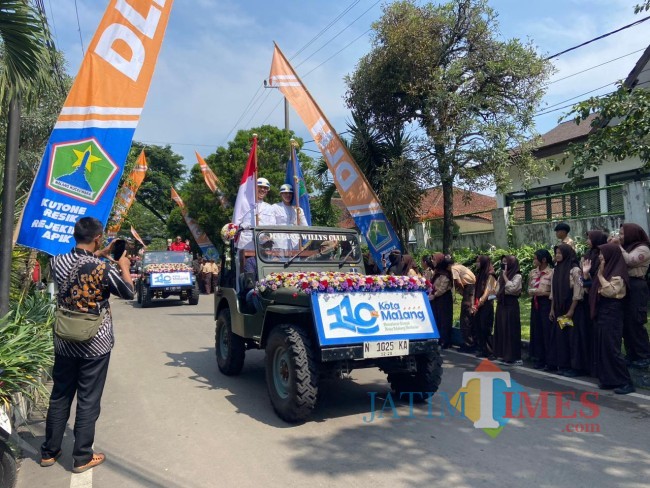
[70,470,92,488]
[445,349,650,401]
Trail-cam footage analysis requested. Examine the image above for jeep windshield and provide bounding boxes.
[256,230,361,264]
[143,251,192,265]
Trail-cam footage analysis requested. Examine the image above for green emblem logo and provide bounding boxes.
[366,219,391,250]
[47,138,118,204]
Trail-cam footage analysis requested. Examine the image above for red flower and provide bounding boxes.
[292,293,298,298]
[365,277,374,284]
[320,279,329,287]
[301,281,309,289]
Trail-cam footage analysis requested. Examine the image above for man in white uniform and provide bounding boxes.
[235,177,280,251]
[273,184,308,226]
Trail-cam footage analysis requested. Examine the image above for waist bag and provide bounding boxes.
[54,307,106,342]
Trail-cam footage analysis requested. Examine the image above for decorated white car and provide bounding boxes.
[137,251,199,307]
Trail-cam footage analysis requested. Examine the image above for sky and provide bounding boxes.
[46,0,649,177]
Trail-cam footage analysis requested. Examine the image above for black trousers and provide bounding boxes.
[459,284,476,348]
[41,353,110,466]
[623,277,650,361]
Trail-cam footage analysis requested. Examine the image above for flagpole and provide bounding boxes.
[290,138,299,225]
[252,133,259,226]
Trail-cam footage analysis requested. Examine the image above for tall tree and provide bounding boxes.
[345,0,552,252]
[0,0,50,316]
[123,142,186,226]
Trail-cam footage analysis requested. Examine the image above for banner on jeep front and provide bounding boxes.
[17,0,174,255]
[311,291,438,346]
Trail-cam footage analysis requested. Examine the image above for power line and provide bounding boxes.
[73,0,85,57]
[534,78,650,118]
[303,28,372,78]
[46,0,58,43]
[221,82,264,144]
[295,0,382,69]
[547,47,646,85]
[290,1,360,60]
[544,15,650,60]
[242,89,274,129]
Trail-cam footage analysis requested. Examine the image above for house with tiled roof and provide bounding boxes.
[497,44,650,218]
[335,188,496,250]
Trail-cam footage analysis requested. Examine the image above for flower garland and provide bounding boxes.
[143,263,192,274]
[256,271,431,295]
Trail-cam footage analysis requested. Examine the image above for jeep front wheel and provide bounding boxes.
[265,325,318,423]
[215,309,245,375]
[141,284,152,308]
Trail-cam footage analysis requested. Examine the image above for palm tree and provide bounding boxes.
[0,0,49,316]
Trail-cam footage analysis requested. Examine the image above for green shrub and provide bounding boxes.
[0,292,54,402]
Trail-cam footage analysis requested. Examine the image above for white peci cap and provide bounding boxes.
[257,177,271,188]
[279,184,293,193]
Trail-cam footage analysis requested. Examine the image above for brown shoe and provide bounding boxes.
[40,450,62,467]
[72,453,106,473]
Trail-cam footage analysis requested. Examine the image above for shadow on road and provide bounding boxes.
[164,347,394,427]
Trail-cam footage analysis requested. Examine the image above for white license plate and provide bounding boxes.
[363,340,409,358]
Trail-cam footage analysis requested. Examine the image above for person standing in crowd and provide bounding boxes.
[617,223,650,369]
[169,236,186,252]
[549,244,587,377]
[183,239,191,252]
[211,261,221,293]
[450,259,477,352]
[273,184,308,226]
[386,250,418,276]
[472,255,497,358]
[554,222,575,250]
[430,253,453,349]
[192,255,204,294]
[40,217,134,473]
[494,255,523,365]
[581,230,608,374]
[528,249,554,370]
[588,243,635,394]
[364,252,381,275]
[166,238,172,251]
[201,259,219,294]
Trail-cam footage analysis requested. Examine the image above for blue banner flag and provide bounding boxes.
[16,0,174,255]
[286,146,312,226]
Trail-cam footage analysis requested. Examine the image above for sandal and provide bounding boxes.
[40,450,62,467]
[72,453,106,473]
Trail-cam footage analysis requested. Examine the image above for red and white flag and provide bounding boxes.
[233,135,258,228]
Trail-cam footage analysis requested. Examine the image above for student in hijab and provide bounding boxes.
[581,230,608,373]
[494,255,523,365]
[617,223,650,369]
[430,253,453,349]
[590,243,635,394]
[386,250,418,277]
[528,249,554,370]
[549,244,586,377]
[472,255,497,358]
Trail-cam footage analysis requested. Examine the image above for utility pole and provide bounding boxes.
[0,96,21,317]
[263,79,289,132]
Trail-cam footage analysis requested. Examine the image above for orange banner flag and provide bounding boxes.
[107,150,148,237]
[268,43,401,266]
[195,151,229,208]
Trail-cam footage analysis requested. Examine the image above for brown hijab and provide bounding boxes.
[590,243,630,318]
[497,255,520,303]
[475,255,495,298]
[551,244,579,317]
[389,252,417,276]
[586,230,608,277]
[622,223,650,253]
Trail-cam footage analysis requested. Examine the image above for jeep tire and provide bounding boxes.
[265,325,318,423]
[136,281,142,304]
[188,283,200,305]
[0,441,16,488]
[141,284,152,308]
[215,309,245,375]
[387,348,443,402]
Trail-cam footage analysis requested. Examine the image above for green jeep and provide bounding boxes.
[214,226,442,423]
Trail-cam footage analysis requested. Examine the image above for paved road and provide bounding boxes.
[16,295,650,488]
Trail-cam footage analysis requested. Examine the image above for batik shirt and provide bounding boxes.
[51,248,134,358]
